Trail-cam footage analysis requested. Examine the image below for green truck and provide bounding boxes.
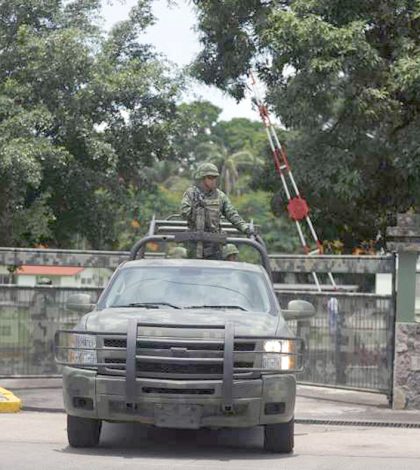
[56,221,315,453]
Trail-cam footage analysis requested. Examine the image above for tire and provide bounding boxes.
[263,418,294,453]
[67,414,102,448]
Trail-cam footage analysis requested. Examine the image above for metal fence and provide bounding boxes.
[0,285,395,395]
[279,291,395,395]
[272,254,396,397]
[0,248,397,399]
[0,285,102,376]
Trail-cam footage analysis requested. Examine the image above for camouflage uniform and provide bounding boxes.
[180,163,250,259]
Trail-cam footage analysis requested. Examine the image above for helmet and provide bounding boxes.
[222,244,239,259]
[168,246,187,259]
[195,162,220,180]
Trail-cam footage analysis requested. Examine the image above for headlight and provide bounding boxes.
[262,340,296,370]
[68,334,97,366]
[264,340,283,353]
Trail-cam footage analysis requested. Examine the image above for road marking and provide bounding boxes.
[0,387,22,413]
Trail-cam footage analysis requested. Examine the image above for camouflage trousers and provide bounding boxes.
[186,241,222,260]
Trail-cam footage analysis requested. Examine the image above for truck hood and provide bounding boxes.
[85,308,279,337]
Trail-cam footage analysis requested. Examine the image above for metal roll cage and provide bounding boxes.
[129,215,272,279]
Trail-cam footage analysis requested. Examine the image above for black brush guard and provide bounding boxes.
[55,321,304,413]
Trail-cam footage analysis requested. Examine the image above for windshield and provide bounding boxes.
[102,266,272,313]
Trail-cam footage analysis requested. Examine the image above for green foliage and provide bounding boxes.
[214,118,267,155]
[192,0,420,246]
[196,142,262,195]
[0,1,311,254]
[173,100,268,194]
[231,191,300,253]
[173,100,223,173]
[10,193,55,247]
[113,184,181,250]
[0,0,181,248]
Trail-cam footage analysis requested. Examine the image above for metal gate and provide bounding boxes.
[0,248,397,398]
[0,285,102,376]
[271,254,396,397]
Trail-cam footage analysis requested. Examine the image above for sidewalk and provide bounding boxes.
[2,377,420,426]
[295,385,420,426]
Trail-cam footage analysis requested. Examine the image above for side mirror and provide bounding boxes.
[66,294,95,314]
[282,299,315,321]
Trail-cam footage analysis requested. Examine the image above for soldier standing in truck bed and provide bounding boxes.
[180,162,254,259]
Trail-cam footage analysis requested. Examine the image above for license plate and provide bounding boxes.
[155,403,202,429]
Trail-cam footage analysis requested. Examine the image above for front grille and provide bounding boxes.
[104,338,126,348]
[104,358,125,366]
[104,358,253,375]
[101,335,257,379]
[103,338,255,351]
[140,362,222,374]
[142,387,214,395]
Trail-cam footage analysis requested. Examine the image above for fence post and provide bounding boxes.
[395,252,417,323]
[387,213,420,409]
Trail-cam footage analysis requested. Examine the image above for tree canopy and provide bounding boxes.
[192,0,420,247]
[0,0,181,248]
[5,0,410,253]
[173,101,267,191]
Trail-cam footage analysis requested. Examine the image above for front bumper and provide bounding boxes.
[63,367,296,428]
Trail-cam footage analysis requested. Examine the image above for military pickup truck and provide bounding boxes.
[55,219,315,453]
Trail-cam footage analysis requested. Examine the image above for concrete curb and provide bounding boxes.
[295,418,420,429]
[0,387,22,413]
[22,406,64,413]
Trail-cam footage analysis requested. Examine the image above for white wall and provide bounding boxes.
[16,275,36,287]
[375,273,393,296]
[12,267,113,288]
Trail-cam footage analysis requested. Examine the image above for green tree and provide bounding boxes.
[173,100,223,175]
[210,117,268,195]
[195,141,262,195]
[192,0,420,246]
[232,191,300,253]
[111,184,181,250]
[0,0,181,248]
[214,117,267,156]
[172,101,268,193]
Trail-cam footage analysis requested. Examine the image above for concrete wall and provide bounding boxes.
[393,323,420,409]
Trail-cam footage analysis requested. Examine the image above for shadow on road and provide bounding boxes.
[57,422,297,460]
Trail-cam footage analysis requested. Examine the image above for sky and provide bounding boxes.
[101,0,257,121]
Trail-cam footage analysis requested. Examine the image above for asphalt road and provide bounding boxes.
[1,411,420,470]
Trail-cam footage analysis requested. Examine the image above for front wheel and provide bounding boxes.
[67,414,102,448]
[263,418,294,453]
